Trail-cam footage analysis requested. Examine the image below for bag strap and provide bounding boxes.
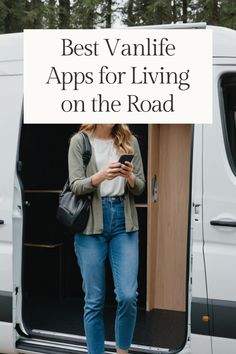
[65,131,92,190]
[81,131,92,167]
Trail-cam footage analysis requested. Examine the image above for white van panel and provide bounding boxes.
[0,322,16,354]
[212,337,236,354]
[213,58,236,65]
[0,33,23,62]
[0,75,23,297]
[190,334,212,354]
[0,75,23,240]
[0,62,23,75]
[0,243,13,291]
[192,242,207,298]
[203,66,236,302]
[211,25,236,58]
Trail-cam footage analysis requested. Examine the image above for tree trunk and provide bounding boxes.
[172,0,177,23]
[59,0,70,28]
[127,0,134,25]
[31,0,43,28]
[212,0,219,25]
[182,0,187,23]
[0,0,7,33]
[105,0,112,28]
[47,0,57,29]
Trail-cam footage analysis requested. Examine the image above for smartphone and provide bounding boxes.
[118,154,134,164]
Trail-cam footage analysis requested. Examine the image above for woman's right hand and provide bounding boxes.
[91,162,122,186]
[102,162,123,180]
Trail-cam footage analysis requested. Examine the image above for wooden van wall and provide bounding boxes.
[147,124,192,312]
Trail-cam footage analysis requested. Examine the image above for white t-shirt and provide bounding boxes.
[90,138,125,197]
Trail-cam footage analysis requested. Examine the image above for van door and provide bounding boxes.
[0,73,23,353]
[203,67,236,354]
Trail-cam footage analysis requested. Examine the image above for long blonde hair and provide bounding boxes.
[79,124,134,154]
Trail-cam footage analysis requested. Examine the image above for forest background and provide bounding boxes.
[0,0,235,34]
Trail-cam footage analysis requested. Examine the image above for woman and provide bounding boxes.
[68,124,145,354]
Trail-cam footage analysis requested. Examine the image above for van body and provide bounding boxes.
[0,24,236,354]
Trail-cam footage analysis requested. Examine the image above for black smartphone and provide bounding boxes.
[118,154,134,164]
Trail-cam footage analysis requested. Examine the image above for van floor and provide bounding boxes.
[23,296,186,350]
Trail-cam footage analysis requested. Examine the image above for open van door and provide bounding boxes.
[15,122,193,354]
[203,64,236,354]
[0,71,23,353]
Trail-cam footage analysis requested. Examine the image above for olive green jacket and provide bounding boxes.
[68,132,145,235]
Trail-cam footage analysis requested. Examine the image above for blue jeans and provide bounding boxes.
[74,196,139,354]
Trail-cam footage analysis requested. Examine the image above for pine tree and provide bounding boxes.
[172,0,178,23]
[123,0,152,26]
[182,0,188,22]
[101,0,112,27]
[0,0,7,33]
[71,0,100,28]
[1,0,236,34]
[99,0,120,28]
[147,0,173,24]
[189,0,221,25]
[59,0,70,28]
[123,0,174,26]
[3,0,26,33]
[124,0,135,26]
[212,0,220,24]
[44,0,58,29]
[24,0,45,29]
[220,0,236,29]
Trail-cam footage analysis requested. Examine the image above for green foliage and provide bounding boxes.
[58,0,71,28]
[123,0,190,26]
[189,0,220,24]
[3,0,26,33]
[71,0,120,29]
[123,0,154,26]
[44,0,58,29]
[147,0,173,25]
[0,0,7,34]
[98,0,120,28]
[220,0,236,29]
[23,0,46,29]
[71,0,100,28]
[0,0,235,33]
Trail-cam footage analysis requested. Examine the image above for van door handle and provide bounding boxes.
[210,220,236,227]
[0,220,4,224]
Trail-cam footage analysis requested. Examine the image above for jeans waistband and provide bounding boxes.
[101,195,124,203]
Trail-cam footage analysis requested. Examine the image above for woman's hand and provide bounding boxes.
[103,162,123,180]
[119,161,133,178]
[119,161,136,188]
[91,162,122,186]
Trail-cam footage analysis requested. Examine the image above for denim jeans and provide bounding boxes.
[74,196,139,354]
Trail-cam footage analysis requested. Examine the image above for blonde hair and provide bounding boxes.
[79,124,134,154]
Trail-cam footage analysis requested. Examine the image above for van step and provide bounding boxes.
[16,338,94,354]
[27,329,170,353]
[16,337,168,354]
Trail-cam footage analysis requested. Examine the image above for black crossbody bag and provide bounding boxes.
[56,132,92,233]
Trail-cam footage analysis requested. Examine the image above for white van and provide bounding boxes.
[0,23,236,354]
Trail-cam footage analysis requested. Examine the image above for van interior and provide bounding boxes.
[18,123,192,352]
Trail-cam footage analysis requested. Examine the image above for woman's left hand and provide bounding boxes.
[119,161,136,188]
[119,161,133,178]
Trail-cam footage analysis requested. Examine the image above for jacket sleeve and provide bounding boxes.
[68,133,98,195]
[126,135,145,196]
